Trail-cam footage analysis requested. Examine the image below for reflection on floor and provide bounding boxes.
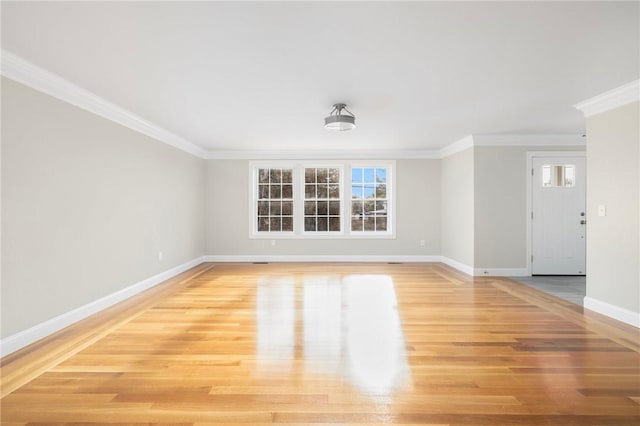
[509,275,586,305]
[2,263,639,425]
[257,274,409,394]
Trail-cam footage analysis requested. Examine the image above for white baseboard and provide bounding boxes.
[203,255,441,263]
[439,257,529,277]
[206,255,526,278]
[583,296,640,328]
[474,267,529,277]
[439,256,474,276]
[0,256,205,357]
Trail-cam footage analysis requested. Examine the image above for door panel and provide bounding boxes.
[532,157,586,275]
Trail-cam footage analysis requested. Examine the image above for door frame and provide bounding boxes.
[526,151,586,276]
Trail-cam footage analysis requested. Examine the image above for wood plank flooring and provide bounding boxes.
[2,262,639,425]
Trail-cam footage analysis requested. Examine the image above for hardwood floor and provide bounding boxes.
[2,262,639,425]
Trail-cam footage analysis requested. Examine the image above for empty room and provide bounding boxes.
[1,1,639,425]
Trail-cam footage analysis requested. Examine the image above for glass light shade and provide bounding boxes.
[324,114,356,131]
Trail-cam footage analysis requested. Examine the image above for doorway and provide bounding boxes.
[528,153,586,275]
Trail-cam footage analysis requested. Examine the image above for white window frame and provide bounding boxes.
[300,163,345,236]
[249,160,396,239]
[348,162,395,236]
[249,162,297,238]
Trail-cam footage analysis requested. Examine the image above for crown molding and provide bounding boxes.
[574,79,640,117]
[1,49,207,158]
[1,49,589,161]
[204,134,585,160]
[204,149,440,160]
[436,134,585,159]
[472,134,585,146]
[438,135,474,158]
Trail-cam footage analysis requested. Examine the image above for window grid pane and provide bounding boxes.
[257,168,294,232]
[304,167,341,232]
[351,167,388,233]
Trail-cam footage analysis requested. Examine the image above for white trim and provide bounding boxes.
[437,258,528,277]
[207,137,584,160]
[526,151,587,158]
[205,134,586,160]
[439,135,474,158]
[248,160,397,239]
[437,134,586,160]
[207,150,440,160]
[247,234,397,240]
[204,255,441,263]
[474,268,529,277]
[0,257,205,357]
[473,134,585,147]
[574,80,640,117]
[204,255,525,278]
[1,49,206,159]
[439,256,474,276]
[526,151,587,275]
[584,297,640,328]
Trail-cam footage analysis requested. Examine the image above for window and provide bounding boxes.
[250,161,394,238]
[351,167,388,232]
[304,167,341,232]
[256,167,294,233]
[542,164,575,188]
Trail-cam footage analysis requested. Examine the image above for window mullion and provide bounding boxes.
[344,163,352,235]
[295,164,304,235]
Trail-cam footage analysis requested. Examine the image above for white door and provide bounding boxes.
[532,156,586,275]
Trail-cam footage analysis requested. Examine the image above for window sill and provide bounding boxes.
[249,233,396,240]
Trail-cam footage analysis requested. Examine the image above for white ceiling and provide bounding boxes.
[2,1,638,153]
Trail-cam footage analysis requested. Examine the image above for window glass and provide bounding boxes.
[304,168,341,232]
[351,167,388,233]
[542,165,575,188]
[256,168,294,232]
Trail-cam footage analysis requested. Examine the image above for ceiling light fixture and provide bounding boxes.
[324,103,356,131]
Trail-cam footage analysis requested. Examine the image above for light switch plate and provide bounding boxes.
[598,205,606,217]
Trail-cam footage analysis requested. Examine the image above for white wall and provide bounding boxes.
[585,101,639,319]
[1,77,205,338]
[441,148,475,268]
[205,159,441,258]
